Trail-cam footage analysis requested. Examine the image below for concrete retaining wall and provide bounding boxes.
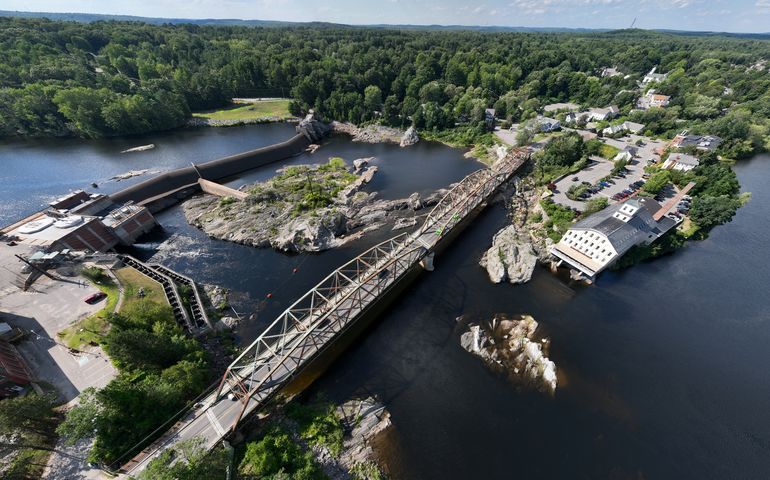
[109,133,309,205]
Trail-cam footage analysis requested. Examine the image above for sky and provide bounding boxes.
[3,0,770,33]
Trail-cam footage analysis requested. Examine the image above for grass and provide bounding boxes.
[598,143,620,159]
[57,266,167,349]
[286,401,344,457]
[192,99,292,121]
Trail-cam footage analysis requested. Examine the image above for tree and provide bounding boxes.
[642,170,671,195]
[0,393,59,444]
[139,438,229,480]
[239,425,323,479]
[539,131,585,167]
[363,85,382,117]
[689,195,741,229]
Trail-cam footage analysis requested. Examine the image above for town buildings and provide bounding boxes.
[603,121,645,136]
[637,90,671,109]
[642,66,668,84]
[550,198,678,278]
[669,131,722,152]
[663,153,700,171]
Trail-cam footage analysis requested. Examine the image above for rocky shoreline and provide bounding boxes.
[182,157,446,252]
[331,122,420,147]
[460,314,557,394]
[186,115,298,128]
[306,397,392,480]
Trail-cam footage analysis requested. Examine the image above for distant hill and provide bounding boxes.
[0,10,767,38]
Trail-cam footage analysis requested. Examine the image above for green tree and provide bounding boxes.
[690,195,742,229]
[363,85,382,117]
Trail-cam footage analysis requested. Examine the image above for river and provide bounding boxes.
[2,126,768,478]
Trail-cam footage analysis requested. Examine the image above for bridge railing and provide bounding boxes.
[216,233,428,426]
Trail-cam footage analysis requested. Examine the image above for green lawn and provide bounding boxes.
[598,143,620,159]
[58,266,167,349]
[193,100,292,120]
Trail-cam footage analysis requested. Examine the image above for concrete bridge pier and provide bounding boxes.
[420,252,435,271]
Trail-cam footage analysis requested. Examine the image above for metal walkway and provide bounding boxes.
[120,149,529,476]
[117,255,207,334]
[149,263,213,331]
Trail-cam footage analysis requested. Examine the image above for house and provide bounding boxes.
[484,108,496,130]
[669,131,722,152]
[536,116,561,132]
[550,198,678,278]
[637,90,671,109]
[602,121,645,136]
[642,66,668,84]
[587,106,620,122]
[543,102,580,113]
[565,111,590,125]
[613,147,637,162]
[663,153,700,171]
[601,67,622,78]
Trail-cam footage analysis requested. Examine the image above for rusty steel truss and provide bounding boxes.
[215,148,530,432]
[216,233,428,429]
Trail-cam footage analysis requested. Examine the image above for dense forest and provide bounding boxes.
[0,17,769,158]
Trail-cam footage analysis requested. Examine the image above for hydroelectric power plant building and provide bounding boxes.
[1,190,156,253]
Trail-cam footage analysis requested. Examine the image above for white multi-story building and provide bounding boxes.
[550,198,677,278]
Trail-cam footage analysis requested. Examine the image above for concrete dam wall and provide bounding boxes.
[109,133,310,205]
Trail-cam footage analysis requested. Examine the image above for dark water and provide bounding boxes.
[4,125,769,479]
[0,123,295,225]
[307,154,770,479]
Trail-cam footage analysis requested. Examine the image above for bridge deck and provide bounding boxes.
[121,150,529,476]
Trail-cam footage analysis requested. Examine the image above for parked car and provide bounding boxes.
[84,292,107,304]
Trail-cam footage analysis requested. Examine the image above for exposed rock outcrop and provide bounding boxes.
[298,112,331,142]
[399,126,420,147]
[352,157,373,172]
[460,315,557,394]
[183,158,448,253]
[479,225,537,284]
[331,122,404,144]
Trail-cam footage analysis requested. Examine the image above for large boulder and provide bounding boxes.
[400,126,420,147]
[460,315,557,394]
[297,112,330,142]
[479,225,537,284]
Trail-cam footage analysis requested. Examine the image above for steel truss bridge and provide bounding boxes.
[121,149,529,476]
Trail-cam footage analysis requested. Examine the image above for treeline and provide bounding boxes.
[0,17,769,156]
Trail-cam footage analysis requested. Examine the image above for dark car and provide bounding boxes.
[84,292,107,304]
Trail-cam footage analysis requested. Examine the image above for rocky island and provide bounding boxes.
[460,314,557,394]
[183,157,446,252]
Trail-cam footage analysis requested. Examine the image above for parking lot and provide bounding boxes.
[551,134,665,212]
[0,245,117,402]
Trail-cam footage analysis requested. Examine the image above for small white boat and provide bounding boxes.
[53,216,84,229]
[121,144,155,154]
[18,217,55,234]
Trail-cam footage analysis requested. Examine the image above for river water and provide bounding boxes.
[2,126,768,479]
